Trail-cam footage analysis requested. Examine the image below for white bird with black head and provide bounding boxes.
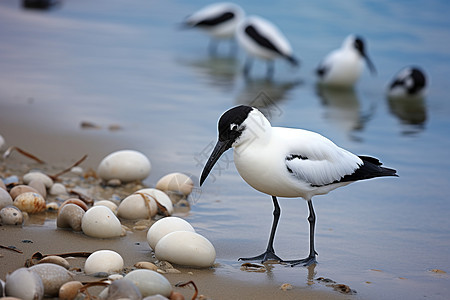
[317,35,376,87]
[182,2,244,55]
[387,66,427,98]
[236,16,299,78]
[200,105,397,266]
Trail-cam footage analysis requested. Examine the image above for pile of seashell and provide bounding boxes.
[0,149,215,299]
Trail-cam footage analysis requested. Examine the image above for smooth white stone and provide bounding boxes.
[155,231,216,268]
[84,250,124,275]
[81,206,122,238]
[117,193,157,220]
[156,173,194,196]
[124,269,172,298]
[23,172,54,188]
[29,263,74,297]
[147,217,195,250]
[136,188,173,215]
[5,267,44,300]
[49,183,67,196]
[97,150,151,182]
[0,188,13,210]
[94,200,118,214]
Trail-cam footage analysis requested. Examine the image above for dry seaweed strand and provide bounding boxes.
[48,154,88,180]
[25,251,92,267]
[175,280,199,300]
[2,146,45,163]
[0,244,23,253]
[136,192,170,217]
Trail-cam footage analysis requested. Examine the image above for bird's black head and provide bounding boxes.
[353,35,377,75]
[200,105,253,186]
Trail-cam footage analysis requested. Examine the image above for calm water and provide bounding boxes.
[1,0,450,299]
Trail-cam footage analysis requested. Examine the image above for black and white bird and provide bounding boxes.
[236,16,299,78]
[316,35,376,87]
[387,66,427,98]
[200,105,397,266]
[182,2,244,55]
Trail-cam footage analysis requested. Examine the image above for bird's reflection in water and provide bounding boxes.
[236,78,302,121]
[316,85,375,142]
[178,56,240,92]
[387,94,427,135]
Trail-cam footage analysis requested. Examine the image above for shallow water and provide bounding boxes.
[1,0,450,299]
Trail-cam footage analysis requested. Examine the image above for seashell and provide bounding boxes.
[38,256,70,269]
[146,217,195,250]
[155,231,216,268]
[106,278,142,300]
[81,206,122,238]
[0,188,13,210]
[28,179,47,198]
[57,204,85,231]
[134,261,158,271]
[0,206,23,225]
[60,198,88,211]
[23,172,53,188]
[58,281,83,300]
[5,267,44,300]
[94,200,118,214]
[156,173,194,197]
[13,192,46,213]
[117,193,157,220]
[29,263,74,297]
[124,269,172,298]
[97,150,151,182]
[136,188,174,215]
[106,178,122,187]
[49,183,68,196]
[84,250,124,275]
[9,185,40,200]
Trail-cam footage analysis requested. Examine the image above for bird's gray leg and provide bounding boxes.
[239,196,284,263]
[266,60,274,79]
[243,57,253,77]
[208,39,218,56]
[286,199,318,266]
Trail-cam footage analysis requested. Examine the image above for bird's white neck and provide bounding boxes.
[233,109,272,156]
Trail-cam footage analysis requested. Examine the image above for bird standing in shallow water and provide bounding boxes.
[236,16,299,78]
[200,105,397,266]
[182,2,244,55]
[316,35,376,88]
[387,66,427,98]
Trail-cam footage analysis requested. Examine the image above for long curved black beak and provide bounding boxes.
[364,54,377,76]
[200,140,233,186]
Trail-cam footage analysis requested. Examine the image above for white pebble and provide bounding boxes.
[0,188,13,210]
[94,200,118,214]
[84,250,124,275]
[5,267,44,300]
[155,231,216,268]
[137,188,173,215]
[49,183,67,196]
[81,206,122,238]
[124,269,172,298]
[70,166,83,176]
[147,217,195,250]
[117,193,157,220]
[97,150,151,182]
[156,172,194,197]
[23,171,54,188]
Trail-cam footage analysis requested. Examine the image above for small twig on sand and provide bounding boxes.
[0,244,23,254]
[48,154,88,180]
[2,146,45,164]
[175,280,199,300]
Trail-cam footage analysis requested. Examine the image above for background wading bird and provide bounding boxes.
[200,105,397,266]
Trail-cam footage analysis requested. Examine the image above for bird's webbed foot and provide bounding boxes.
[238,250,283,264]
[284,255,317,267]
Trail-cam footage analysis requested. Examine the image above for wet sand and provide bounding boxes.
[0,128,350,299]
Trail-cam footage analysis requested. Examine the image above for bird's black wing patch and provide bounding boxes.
[245,25,283,55]
[338,156,397,183]
[194,12,235,27]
